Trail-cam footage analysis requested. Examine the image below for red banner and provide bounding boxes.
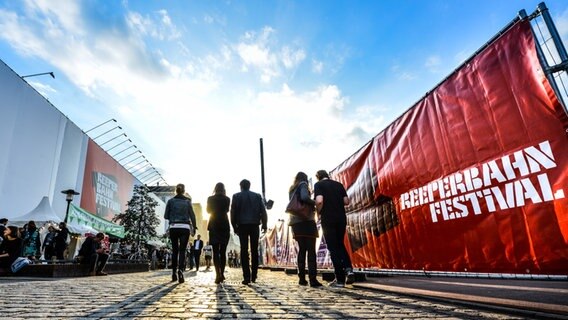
[332,20,568,274]
[80,139,137,221]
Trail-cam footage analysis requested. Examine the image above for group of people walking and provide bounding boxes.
[165,169,354,288]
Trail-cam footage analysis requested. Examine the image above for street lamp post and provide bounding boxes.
[61,189,80,223]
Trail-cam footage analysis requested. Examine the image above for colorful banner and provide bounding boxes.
[80,139,137,221]
[68,203,125,238]
[261,218,333,268]
[330,20,568,274]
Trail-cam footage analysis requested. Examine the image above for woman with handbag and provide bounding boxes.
[206,182,231,284]
[287,172,322,287]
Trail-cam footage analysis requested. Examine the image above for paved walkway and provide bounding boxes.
[356,275,568,319]
[0,268,562,319]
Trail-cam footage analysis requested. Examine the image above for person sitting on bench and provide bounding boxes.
[78,232,109,276]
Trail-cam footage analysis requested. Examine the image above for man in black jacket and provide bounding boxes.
[78,232,109,276]
[230,179,267,285]
[192,234,203,271]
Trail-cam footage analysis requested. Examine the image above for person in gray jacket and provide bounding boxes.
[230,179,267,285]
[164,183,197,283]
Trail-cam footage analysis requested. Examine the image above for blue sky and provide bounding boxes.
[1,0,568,222]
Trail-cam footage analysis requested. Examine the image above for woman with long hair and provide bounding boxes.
[288,172,322,287]
[206,182,231,284]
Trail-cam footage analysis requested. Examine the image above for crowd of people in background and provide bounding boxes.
[2,169,353,289]
[0,219,73,272]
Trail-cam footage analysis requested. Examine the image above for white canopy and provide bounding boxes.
[10,196,99,235]
[9,196,62,225]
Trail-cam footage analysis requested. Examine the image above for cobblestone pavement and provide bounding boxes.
[0,268,527,319]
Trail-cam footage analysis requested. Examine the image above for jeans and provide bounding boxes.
[238,224,260,281]
[322,223,352,283]
[296,237,317,279]
[169,228,190,272]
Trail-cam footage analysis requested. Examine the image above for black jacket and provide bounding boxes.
[230,190,267,230]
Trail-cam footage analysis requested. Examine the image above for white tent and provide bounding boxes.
[9,196,62,225]
[9,196,98,235]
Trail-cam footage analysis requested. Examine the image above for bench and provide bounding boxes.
[0,259,149,277]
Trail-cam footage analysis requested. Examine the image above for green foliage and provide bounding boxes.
[112,185,160,245]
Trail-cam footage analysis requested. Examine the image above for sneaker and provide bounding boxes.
[298,278,308,286]
[328,279,345,288]
[96,271,108,276]
[242,279,251,285]
[345,269,355,284]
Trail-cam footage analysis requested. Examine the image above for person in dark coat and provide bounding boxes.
[288,172,322,287]
[314,169,354,287]
[192,234,204,271]
[230,179,267,285]
[42,226,57,261]
[206,182,231,284]
[78,232,109,276]
[0,226,23,270]
[54,222,69,260]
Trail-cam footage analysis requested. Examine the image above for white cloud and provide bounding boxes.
[28,81,56,97]
[312,59,323,73]
[236,27,279,82]
[203,14,214,24]
[127,9,181,40]
[390,64,416,81]
[281,46,306,69]
[23,0,84,35]
[0,3,388,226]
[398,71,416,81]
[555,8,568,50]
[425,55,441,73]
[235,26,306,82]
